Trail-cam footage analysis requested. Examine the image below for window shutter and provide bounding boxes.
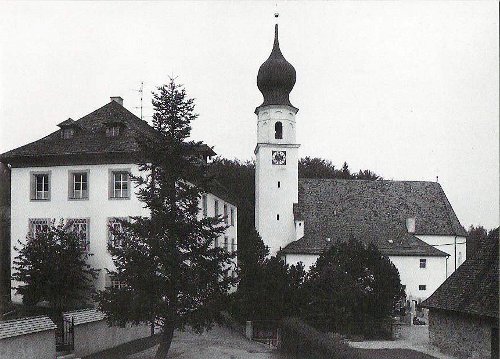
[29,173,35,200]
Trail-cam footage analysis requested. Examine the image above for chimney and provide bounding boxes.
[406,217,416,234]
[110,96,123,106]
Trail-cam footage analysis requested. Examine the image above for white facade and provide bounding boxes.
[10,163,237,303]
[417,235,466,277]
[284,252,448,300]
[255,105,300,256]
[389,255,447,301]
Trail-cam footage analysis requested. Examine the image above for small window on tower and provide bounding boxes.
[277,214,280,221]
[275,122,283,139]
[278,181,281,188]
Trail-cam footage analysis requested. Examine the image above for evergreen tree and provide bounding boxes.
[302,240,403,337]
[12,219,98,315]
[97,78,236,358]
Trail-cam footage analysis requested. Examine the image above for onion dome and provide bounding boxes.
[256,24,297,111]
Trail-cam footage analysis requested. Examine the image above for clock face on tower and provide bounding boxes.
[272,150,287,165]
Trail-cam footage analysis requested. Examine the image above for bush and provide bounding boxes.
[280,317,361,359]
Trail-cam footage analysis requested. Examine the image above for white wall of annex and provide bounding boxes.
[284,254,318,271]
[417,235,466,277]
[389,255,448,301]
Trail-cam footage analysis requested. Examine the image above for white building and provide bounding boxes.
[254,24,466,301]
[0,97,237,303]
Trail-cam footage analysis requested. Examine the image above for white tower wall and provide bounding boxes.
[255,105,299,256]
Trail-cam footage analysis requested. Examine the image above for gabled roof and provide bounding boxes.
[0,316,56,339]
[0,100,216,167]
[281,178,465,256]
[421,229,499,319]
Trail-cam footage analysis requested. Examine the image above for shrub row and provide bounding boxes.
[280,317,362,359]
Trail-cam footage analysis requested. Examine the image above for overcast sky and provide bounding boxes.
[0,1,498,230]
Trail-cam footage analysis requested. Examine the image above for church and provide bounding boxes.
[253,24,467,301]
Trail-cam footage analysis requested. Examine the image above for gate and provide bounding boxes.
[55,316,74,352]
[252,320,280,348]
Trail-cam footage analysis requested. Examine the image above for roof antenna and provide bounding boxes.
[133,81,144,120]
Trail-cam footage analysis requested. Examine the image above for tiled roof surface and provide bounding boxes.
[0,101,216,163]
[0,316,56,339]
[0,101,159,160]
[421,229,499,318]
[282,178,465,256]
[63,308,106,326]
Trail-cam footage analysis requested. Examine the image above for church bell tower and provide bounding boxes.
[255,23,299,256]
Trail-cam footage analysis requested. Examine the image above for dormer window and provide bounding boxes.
[106,126,120,137]
[61,128,74,139]
[57,118,78,139]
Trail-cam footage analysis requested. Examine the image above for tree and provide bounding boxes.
[12,219,98,315]
[230,255,306,322]
[301,240,403,337]
[298,157,382,180]
[466,225,488,258]
[96,78,236,359]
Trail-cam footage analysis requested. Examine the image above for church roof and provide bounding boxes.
[421,229,499,319]
[0,100,216,167]
[256,24,297,112]
[281,178,466,256]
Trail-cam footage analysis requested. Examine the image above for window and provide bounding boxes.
[108,217,126,249]
[223,204,228,224]
[275,121,283,139]
[278,181,281,188]
[202,194,208,217]
[69,171,89,199]
[231,238,236,253]
[106,126,120,137]
[419,259,427,268]
[419,285,426,291]
[30,172,51,200]
[214,200,219,217]
[28,218,50,239]
[230,208,235,226]
[61,128,74,139]
[224,236,228,251]
[277,214,280,221]
[111,279,127,289]
[67,218,90,251]
[109,170,130,199]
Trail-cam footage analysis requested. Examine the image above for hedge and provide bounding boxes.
[280,317,362,359]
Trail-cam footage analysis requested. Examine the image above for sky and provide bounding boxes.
[0,1,498,230]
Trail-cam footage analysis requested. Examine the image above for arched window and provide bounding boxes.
[274,121,283,139]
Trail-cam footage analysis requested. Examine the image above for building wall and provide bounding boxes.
[73,320,150,358]
[428,309,496,359]
[389,255,447,300]
[10,163,237,303]
[284,253,318,271]
[0,330,55,359]
[255,105,299,256]
[417,235,466,277]
[284,253,447,300]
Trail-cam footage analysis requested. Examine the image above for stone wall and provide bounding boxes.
[429,309,496,359]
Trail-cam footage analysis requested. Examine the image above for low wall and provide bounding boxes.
[0,316,56,359]
[64,309,151,358]
[429,309,496,359]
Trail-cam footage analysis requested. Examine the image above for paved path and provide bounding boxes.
[128,325,287,359]
[348,325,457,359]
